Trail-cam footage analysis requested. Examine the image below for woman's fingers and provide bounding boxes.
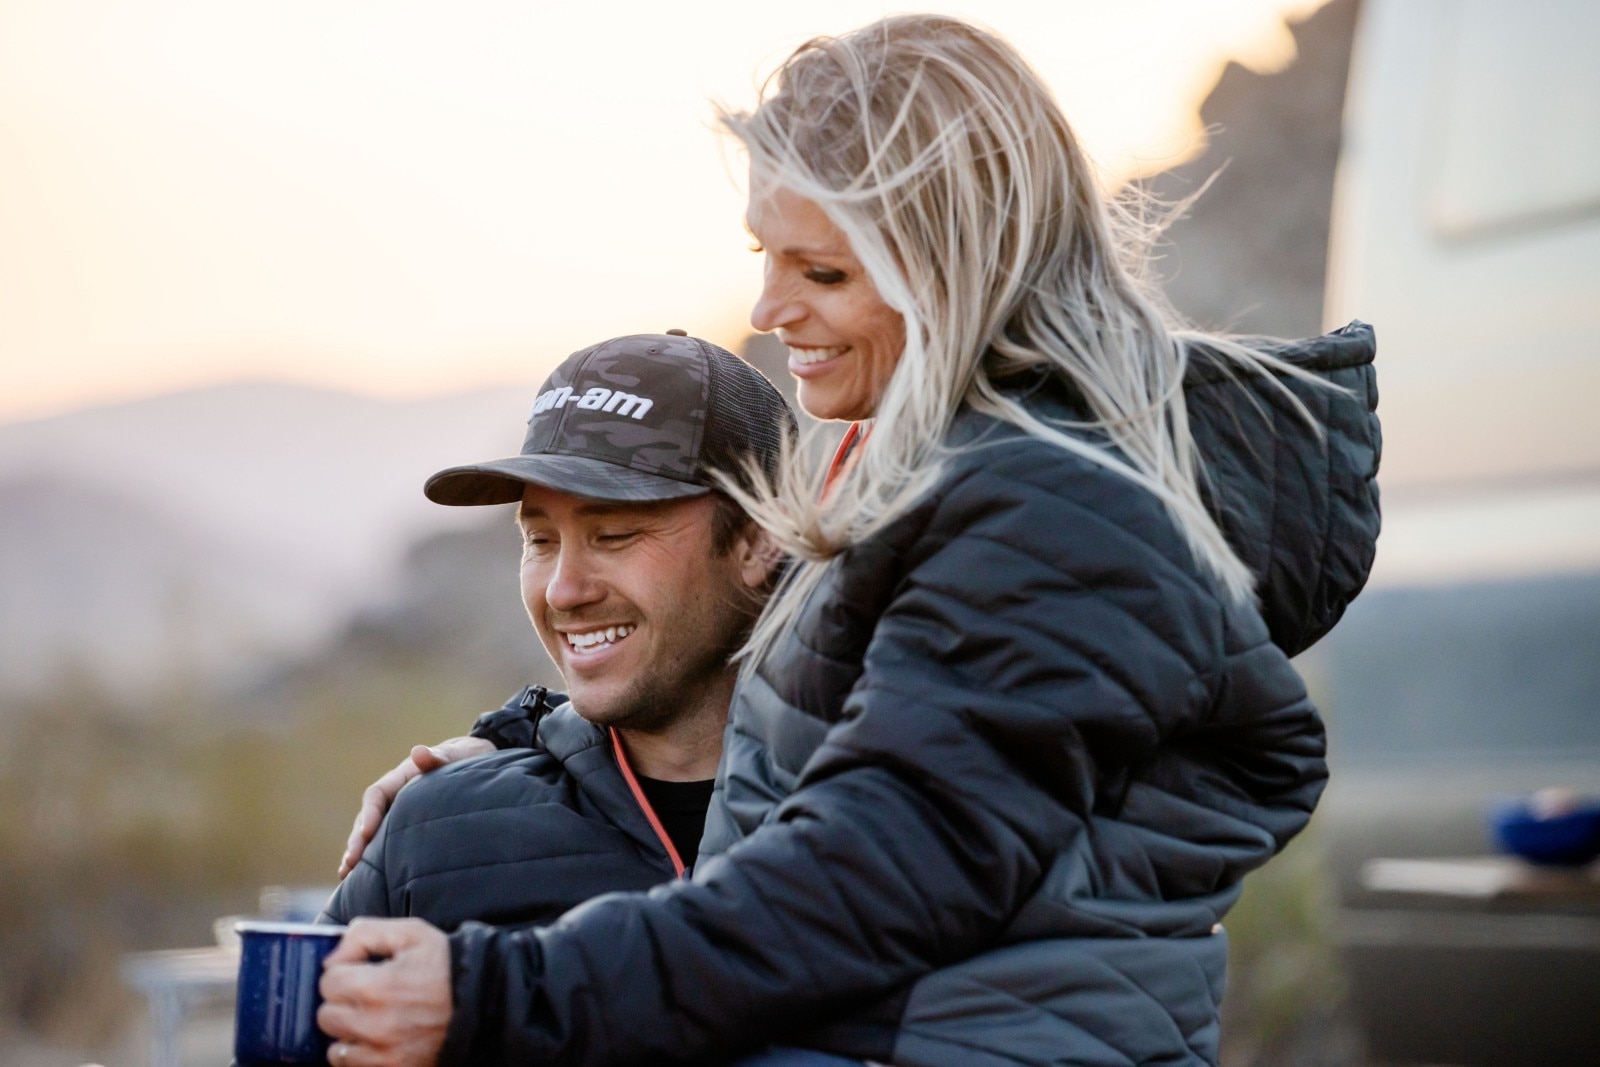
[336,737,490,878]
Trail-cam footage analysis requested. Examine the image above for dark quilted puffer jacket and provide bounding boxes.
[321,688,678,931]
[441,323,1379,1067]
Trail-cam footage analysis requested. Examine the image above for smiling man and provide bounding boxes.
[320,331,792,930]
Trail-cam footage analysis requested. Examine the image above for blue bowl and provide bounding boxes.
[1489,799,1600,867]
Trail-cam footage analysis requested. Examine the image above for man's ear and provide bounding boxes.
[734,524,782,591]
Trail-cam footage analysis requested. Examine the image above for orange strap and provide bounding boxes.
[823,421,870,497]
[611,424,870,878]
[608,727,687,878]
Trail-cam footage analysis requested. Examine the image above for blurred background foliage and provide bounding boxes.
[0,518,560,1054]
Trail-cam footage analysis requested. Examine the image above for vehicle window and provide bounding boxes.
[1317,569,1600,762]
[1427,0,1600,240]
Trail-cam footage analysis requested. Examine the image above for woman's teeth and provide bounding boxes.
[566,625,635,650]
[789,345,848,365]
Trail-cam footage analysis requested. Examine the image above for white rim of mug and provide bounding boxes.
[234,921,348,937]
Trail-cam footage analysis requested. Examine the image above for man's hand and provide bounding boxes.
[319,918,452,1067]
[338,737,495,879]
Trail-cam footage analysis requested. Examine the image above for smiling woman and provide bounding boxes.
[747,187,908,422]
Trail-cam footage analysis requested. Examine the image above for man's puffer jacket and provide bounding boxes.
[440,324,1380,1067]
[320,689,677,931]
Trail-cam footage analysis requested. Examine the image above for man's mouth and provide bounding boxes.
[564,624,636,652]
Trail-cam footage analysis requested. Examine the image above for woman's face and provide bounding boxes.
[746,186,906,422]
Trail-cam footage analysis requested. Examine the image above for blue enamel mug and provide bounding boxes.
[234,920,346,1066]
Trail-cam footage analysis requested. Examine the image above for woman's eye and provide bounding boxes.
[806,267,847,286]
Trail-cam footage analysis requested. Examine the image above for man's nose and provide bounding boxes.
[543,547,604,611]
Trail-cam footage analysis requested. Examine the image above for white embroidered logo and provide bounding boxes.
[530,385,654,420]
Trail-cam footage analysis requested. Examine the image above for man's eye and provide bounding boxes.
[598,532,638,544]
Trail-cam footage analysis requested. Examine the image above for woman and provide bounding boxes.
[326,14,1379,1066]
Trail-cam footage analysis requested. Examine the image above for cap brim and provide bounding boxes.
[425,454,711,506]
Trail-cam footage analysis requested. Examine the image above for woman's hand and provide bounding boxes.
[338,737,495,878]
[319,918,452,1067]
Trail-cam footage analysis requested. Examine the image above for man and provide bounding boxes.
[321,330,791,932]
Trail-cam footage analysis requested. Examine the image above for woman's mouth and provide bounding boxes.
[787,345,848,366]
[564,624,636,652]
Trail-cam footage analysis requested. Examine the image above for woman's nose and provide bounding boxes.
[750,270,802,334]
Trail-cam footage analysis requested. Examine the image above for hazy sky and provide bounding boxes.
[0,0,1328,423]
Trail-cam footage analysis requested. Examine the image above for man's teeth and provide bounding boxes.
[566,625,635,650]
[788,345,847,366]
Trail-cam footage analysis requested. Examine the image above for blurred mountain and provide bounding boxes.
[1149,0,1360,338]
[234,514,564,728]
[0,475,319,698]
[0,380,533,700]
[0,2,1361,708]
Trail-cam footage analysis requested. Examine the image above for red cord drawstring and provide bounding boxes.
[609,727,687,878]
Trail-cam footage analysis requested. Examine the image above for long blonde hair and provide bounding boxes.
[718,14,1309,665]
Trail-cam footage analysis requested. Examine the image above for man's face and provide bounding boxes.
[516,484,769,732]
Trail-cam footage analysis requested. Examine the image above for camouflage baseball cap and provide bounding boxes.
[425,332,795,506]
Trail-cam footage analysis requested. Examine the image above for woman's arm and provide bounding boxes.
[338,687,564,877]
[433,448,1305,1067]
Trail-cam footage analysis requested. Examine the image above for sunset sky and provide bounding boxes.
[0,0,1330,424]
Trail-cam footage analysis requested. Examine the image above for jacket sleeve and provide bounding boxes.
[319,809,397,924]
[437,453,1261,1066]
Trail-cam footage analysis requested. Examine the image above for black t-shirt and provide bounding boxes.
[636,776,716,870]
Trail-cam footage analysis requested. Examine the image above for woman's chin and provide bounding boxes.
[796,381,872,423]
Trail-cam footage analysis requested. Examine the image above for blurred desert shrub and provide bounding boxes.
[0,517,556,1045]
[1219,647,1365,1066]
[1220,823,1366,1066]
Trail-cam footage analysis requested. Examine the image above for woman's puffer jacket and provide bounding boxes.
[440,323,1380,1067]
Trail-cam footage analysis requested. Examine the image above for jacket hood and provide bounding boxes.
[1185,320,1380,656]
